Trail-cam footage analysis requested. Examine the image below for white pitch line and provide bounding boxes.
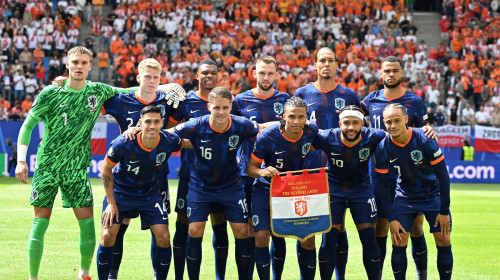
[0,204,103,212]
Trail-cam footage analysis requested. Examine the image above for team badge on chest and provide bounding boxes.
[302,143,311,156]
[228,135,239,148]
[335,98,345,110]
[273,102,284,115]
[88,96,98,112]
[359,148,370,161]
[410,150,423,164]
[156,152,167,165]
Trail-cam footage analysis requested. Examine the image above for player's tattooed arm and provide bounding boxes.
[101,160,119,227]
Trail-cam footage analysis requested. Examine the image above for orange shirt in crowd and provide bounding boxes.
[21,100,33,111]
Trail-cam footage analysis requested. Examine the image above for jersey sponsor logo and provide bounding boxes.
[359,148,370,161]
[273,102,284,115]
[88,95,98,111]
[229,135,239,148]
[59,103,68,107]
[157,104,166,116]
[294,200,308,216]
[177,198,185,209]
[410,150,423,163]
[156,152,167,164]
[247,108,257,112]
[335,98,346,110]
[107,147,114,157]
[252,215,259,226]
[302,143,311,156]
[31,189,39,201]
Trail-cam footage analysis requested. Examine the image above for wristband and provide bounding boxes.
[17,144,28,162]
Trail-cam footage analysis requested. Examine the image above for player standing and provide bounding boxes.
[374,103,452,280]
[174,87,266,280]
[294,47,360,279]
[97,105,183,280]
[246,97,319,280]
[167,59,230,280]
[233,55,290,279]
[312,105,385,280]
[361,56,432,279]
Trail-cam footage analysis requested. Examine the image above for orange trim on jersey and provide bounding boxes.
[341,135,361,147]
[209,116,232,133]
[375,168,388,174]
[383,87,406,100]
[252,88,274,100]
[196,90,209,102]
[251,153,264,163]
[177,137,184,152]
[431,155,445,165]
[101,106,106,114]
[281,131,303,143]
[391,128,413,147]
[314,81,338,93]
[168,115,179,124]
[135,91,157,105]
[105,156,117,166]
[137,132,160,152]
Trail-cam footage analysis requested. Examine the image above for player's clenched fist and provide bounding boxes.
[15,161,29,184]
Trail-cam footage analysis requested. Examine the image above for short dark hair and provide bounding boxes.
[198,58,218,70]
[280,97,307,131]
[256,55,277,69]
[209,87,233,103]
[381,56,404,69]
[140,105,162,117]
[315,47,335,62]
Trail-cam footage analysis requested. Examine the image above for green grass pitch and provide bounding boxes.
[1,178,499,279]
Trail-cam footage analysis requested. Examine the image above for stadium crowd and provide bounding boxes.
[0,0,499,127]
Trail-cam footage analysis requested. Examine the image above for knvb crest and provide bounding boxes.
[252,215,259,226]
[410,150,423,163]
[157,104,166,116]
[88,96,98,111]
[302,143,311,156]
[334,98,346,110]
[229,135,239,148]
[294,200,308,217]
[156,152,167,164]
[273,102,284,115]
[359,148,370,161]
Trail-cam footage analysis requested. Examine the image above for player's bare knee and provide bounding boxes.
[177,214,189,225]
[73,206,93,220]
[231,223,248,239]
[100,228,117,247]
[255,230,270,247]
[433,233,451,246]
[376,218,389,236]
[210,213,226,225]
[155,231,171,248]
[356,223,376,231]
[301,237,315,250]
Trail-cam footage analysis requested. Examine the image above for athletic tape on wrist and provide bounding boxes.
[17,144,28,162]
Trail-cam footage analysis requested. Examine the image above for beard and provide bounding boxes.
[383,76,403,88]
[341,129,361,142]
[257,81,273,91]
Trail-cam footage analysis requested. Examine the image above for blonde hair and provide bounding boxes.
[138,58,162,74]
[67,46,93,59]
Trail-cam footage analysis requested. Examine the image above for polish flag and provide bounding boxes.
[474,125,500,153]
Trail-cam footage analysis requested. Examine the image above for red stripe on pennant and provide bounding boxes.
[271,171,328,197]
[475,138,500,153]
[91,138,106,155]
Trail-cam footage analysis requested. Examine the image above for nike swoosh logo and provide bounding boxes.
[242,255,252,258]
[262,263,270,267]
[307,265,316,269]
[370,213,377,218]
[128,111,138,114]
[163,217,168,220]
[331,153,341,156]
[275,151,285,155]
[307,102,317,106]
[339,250,348,254]
[160,262,170,266]
[190,110,200,114]
[99,262,109,265]
[247,108,257,112]
[60,104,68,107]
[187,256,198,261]
[394,271,402,274]
[390,158,398,163]
[371,259,380,262]
[87,198,92,202]
[416,250,427,255]
[243,215,248,219]
[446,270,452,273]
[113,252,121,255]
[201,140,211,143]
[130,160,140,163]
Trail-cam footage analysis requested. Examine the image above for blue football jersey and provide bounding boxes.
[101,91,172,132]
[313,127,386,196]
[233,89,290,176]
[361,89,429,131]
[374,128,446,202]
[251,123,319,190]
[106,131,182,199]
[295,82,360,169]
[174,114,259,191]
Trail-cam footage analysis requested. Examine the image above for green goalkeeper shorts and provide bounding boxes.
[31,168,94,209]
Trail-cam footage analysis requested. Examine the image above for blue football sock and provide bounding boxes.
[108,224,128,279]
[212,222,229,280]
[376,235,388,280]
[299,247,316,280]
[270,235,286,280]
[335,230,348,280]
[97,245,113,280]
[391,245,407,280]
[254,246,270,280]
[319,227,339,280]
[436,245,453,280]
[154,246,171,280]
[186,236,203,280]
[173,222,188,280]
[151,231,158,278]
[248,237,255,280]
[296,241,303,279]
[411,235,428,279]
[235,238,251,280]
[358,228,380,280]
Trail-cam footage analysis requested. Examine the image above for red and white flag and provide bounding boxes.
[474,125,500,153]
[434,124,471,147]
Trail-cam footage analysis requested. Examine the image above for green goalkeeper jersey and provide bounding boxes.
[30,81,122,171]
